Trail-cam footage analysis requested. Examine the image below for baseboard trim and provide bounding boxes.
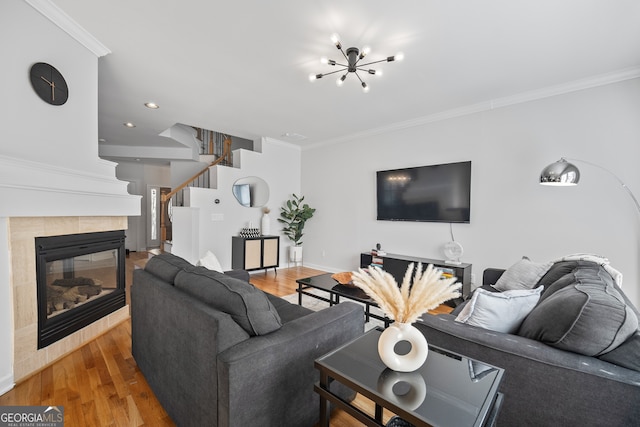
[0,373,15,396]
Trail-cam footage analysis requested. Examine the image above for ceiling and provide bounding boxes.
[52,0,640,164]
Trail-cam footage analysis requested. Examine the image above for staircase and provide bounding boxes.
[160,135,233,243]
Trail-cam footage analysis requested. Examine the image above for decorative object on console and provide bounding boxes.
[540,157,640,215]
[352,263,461,372]
[261,206,271,235]
[443,241,463,265]
[331,272,354,287]
[279,193,315,263]
[239,227,260,238]
[309,33,404,93]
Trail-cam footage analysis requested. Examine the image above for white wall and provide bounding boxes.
[173,138,301,269]
[0,0,139,394]
[301,78,640,308]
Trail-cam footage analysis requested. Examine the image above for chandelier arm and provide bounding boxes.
[354,72,365,84]
[358,58,390,67]
[338,47,349,62]
[563,157,640,215]
[317,68,348,78]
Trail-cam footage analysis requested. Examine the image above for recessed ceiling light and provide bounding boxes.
[144,102,159,109]
[124,122,136,128]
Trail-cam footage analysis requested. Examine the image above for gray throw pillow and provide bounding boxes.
[174,267,282,336]
[493,257,552,291]
[518,266,638,356]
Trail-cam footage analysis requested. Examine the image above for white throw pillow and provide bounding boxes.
[493,257,552,291]
[455,287,543,333]
[197,250,224,273]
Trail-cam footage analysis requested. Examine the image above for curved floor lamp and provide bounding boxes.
[540,157,640,215]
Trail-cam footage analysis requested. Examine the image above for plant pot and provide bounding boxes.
[378,322,428,372]
[289,246,303,263]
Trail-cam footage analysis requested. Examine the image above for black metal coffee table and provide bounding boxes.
[296,273,390,326]
[314,328,504,427]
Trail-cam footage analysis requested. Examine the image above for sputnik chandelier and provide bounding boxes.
[309,33,404,93]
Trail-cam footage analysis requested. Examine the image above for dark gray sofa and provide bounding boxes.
[131,253,364,427]
[417,261,640,426]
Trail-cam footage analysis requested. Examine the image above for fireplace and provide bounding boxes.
[35,230,126,349]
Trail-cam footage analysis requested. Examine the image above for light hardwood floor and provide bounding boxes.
[0,254,451,426]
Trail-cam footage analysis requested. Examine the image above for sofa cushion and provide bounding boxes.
[144,253,193,284]
[493,257,552,291]
[518,265,638,356]
[174,267,282,336]
[598,330,640,372]
[455,287,543,333]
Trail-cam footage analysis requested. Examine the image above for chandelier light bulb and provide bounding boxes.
[375,69,383,77]
[395,52,405,61]
[309,73,317,81]
[330,33,340,45]
[320,56,328,64]
[362,82,370,93]
[360,46,371,59]
[336,74,347,87]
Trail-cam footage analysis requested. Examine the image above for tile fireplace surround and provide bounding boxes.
[7,216,129,382]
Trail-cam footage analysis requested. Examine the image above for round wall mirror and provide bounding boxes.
[232,176,269,207]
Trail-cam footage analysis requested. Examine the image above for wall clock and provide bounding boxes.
[29,62,68,106]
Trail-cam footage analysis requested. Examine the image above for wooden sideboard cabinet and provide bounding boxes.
[232,236,279,273]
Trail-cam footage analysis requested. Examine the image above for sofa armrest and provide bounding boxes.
[132,269,250,427]
[217,302,365,427]
[482,268,505,287]
[417,314,640,426]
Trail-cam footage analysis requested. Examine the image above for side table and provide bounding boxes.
[314,328,504,427]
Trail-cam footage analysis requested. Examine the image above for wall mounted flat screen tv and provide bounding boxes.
[377,161,471,223]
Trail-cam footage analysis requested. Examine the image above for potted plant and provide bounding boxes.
[278,194,315,263]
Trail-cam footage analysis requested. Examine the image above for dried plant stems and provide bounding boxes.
[352,263,461,324]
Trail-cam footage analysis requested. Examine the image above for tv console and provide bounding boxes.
[360,252,472,300]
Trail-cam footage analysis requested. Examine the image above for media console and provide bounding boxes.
[360,252,472,300]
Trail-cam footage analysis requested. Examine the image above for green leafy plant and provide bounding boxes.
[278,194,315,246]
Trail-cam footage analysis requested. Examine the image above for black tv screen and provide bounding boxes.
[376,161,471,223]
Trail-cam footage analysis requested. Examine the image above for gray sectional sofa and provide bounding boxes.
[417,260,640,426]
[131,253,365,427]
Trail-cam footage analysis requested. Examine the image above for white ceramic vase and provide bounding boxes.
[378,322,428,372]
[261,213,270,235]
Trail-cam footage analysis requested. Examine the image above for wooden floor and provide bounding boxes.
[0,254,451,426]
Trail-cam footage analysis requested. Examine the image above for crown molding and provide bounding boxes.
[25,0,111,57]
[305,67,640,150]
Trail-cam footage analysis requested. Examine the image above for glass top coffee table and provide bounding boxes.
[314,327,504,427]
[296,273,391,326]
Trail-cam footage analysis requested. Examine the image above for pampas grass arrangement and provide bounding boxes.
[351,263,461,324]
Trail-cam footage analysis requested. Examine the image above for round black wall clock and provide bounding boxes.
[29,62,69,106]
